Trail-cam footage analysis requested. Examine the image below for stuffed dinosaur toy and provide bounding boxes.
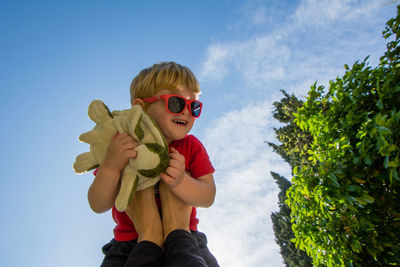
[73,100,169,212]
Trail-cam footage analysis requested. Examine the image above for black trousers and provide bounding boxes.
[100,230,219,267]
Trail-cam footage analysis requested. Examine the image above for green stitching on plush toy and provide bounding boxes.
[135,114,144,140]
[87,164,100,172]
[138,143,170,178]
[103,103,113,118]
[128,175,139,204]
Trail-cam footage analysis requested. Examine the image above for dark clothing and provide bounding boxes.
[126,241,164,267]
[162,230,206,267]
[101,230,219,267]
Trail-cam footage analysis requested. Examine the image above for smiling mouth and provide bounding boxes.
[172,119,187,125]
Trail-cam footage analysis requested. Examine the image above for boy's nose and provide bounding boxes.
[182,104,190,116]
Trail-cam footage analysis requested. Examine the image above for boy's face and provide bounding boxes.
[144,85,197,144]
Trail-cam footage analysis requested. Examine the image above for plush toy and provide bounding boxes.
[73,100,169,212]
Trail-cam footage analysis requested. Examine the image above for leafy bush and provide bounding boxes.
[279,6,400,266]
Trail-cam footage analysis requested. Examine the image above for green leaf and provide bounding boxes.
[361,194,375,204]
[328,173,340,187]
[384,156,389,169]
[377,126,392,135]
[366,246,378,257]
[391,168,400,181]
[364,156,372,166]
[354,197,367,205]
[389,159,399,168]
[344,184,361,192]
[376,99,384,110]
[353,177,366,184]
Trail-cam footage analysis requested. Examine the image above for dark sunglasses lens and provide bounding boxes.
[167,96,186,114]
[191,101,202,117]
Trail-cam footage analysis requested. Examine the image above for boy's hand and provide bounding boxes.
[102,132,138,174]
[160,147,186,187]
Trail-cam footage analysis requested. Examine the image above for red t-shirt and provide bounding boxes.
[95,135,215,241]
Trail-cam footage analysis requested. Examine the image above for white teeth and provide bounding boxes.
[173,119,187,125]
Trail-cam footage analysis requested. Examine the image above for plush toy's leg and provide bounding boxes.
[88,100,113,123]
[79,131,99,144]
[115,167,138,212]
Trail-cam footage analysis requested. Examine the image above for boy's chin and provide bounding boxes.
[168,132,188,142]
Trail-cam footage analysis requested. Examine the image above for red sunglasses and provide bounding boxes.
[142,94,203,118]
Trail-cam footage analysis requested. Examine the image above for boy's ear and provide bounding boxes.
[132,98,144,106]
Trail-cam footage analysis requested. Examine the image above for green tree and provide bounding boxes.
[269,91,313,266]
[268,90,313,169]
[271,172,313,266]
[282,6,400,266]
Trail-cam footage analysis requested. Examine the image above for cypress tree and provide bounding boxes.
[269,91,313,266]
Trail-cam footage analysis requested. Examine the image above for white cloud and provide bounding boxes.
[200,0,391,93]
[198,101,289,267]
[201,45,231,82]
[292,0,351,26]
[292,0,380,27]
[251,6,268,26]
[226,1,269,31]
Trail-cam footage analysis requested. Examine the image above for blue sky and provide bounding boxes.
[0,1,396,266]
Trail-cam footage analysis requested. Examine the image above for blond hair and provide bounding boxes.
[130,62,200,104]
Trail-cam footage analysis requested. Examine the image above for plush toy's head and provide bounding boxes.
[74,100,169,211]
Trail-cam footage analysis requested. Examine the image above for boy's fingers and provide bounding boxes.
[120,133,134,140]
[125,150,138,159]
[123,142,137,150]
[164,165,181,178]
[169,147,181,154]
[112,131,120,139]
[122,138,138,147]
[168,159,184,171]
[169,151,184,161]
[160,173,174,184]
[117,132,130,139]
[163,166,173,177]
[168,158,179,166]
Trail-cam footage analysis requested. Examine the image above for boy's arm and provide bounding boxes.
[88,166,121,213]
[160,147,216,208]
[88,133,138,213]
[173,172,216,208]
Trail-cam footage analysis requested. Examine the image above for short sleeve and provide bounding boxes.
[187,135,215,178]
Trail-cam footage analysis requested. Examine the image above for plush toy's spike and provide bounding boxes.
[88,100,112,123]
[79,131,99,144]
[73,152,97,173]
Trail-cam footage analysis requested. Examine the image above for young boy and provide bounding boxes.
[88,62,219,266]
